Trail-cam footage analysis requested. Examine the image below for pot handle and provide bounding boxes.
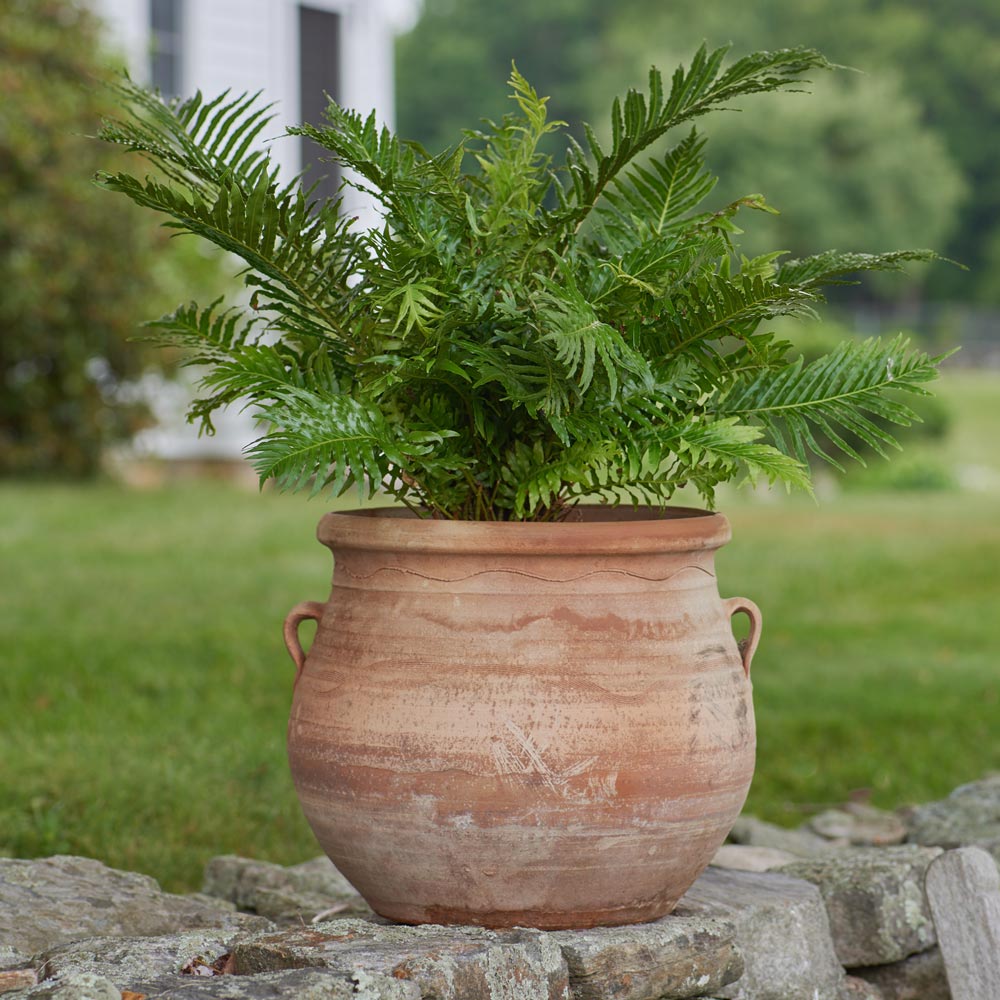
[723,597,762,678]
[283,601,325,683]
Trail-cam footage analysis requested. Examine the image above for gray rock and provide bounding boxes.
[0,948,29,972]
[925,846,1000,1000]
[0,969,37,994]
[549,913,742,999]
[841,976,884,999]
[202,855,374,923]
[0,856,268,956]
[779,845,941,966]
[228,918,571,999]
[808,805,907,847]
[22,971,119,1000]
[33,930,242,990]
[728,815,846,858]
[850,947,950,1000]
[107,967,420,999]
[676,866,847,1000]
[710,846,799,872]
[903,776,1000,863]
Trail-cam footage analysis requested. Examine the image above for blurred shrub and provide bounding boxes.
[842,454,957,493]
[0,0,224,477]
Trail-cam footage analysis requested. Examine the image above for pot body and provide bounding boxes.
[285,506,759,929]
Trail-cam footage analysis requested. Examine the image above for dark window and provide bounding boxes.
[299,5,342,207]
[150,0,183,98]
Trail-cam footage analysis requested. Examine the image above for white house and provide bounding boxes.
[89,0,420,466]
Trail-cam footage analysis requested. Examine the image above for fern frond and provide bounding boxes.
[496,439,613,518]
[661,273,818,358]
[95,171,361,345]
[142,299,261,358]
[291,107,420,200]
[777,249,945,290]
[563,46,834,231]
[246,388,406,498]
[100,78,278,192]
[535,273,652,397]
[572,416,809,509]
[98,80,369,351]
[720,334,944,468]
[463,334,575,419]
[597,129,717,247]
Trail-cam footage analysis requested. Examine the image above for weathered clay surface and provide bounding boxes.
[288,506,758,927]
[549,913,742,999]
[808,804,907,847]
[902,776,1000,862]
[779,846,941,966]
[202,855,373,923]
[678,866,846,1000]
[710,845,798,872]
[0,856,268,956]
[727,816,845,858]
[228,918,571,999]
[850,946,950,1000]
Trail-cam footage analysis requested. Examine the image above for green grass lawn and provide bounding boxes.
[1,370,997,892]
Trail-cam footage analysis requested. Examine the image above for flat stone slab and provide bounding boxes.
[549,913,742,999]
[807,804,907,847]
[925,846,1000,1000]
[676,866,846,1000]
[903,776,1000,863]
[32,930,243,992]
[0,969,38,994]
[24,967,420,999]
[0,947,30,972]
[202,855,374,924]
[228,919,571,1000]
[727,816,846,858]
[17,971,120,999]
[849,946,949,1000]
[778,845,941,966]
[0,856,270,956]
[710,845,799,872]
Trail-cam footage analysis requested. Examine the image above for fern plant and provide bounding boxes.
[96,46,948,520]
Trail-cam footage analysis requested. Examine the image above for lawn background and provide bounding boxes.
[1,369,997,892]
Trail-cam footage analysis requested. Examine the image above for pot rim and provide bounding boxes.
[317,504,731,555]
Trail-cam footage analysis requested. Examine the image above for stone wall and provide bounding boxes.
[1,777,997,1000]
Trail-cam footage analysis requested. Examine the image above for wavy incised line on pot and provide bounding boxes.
[335,564,717,585]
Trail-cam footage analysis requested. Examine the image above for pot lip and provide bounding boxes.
[317,504,731,554]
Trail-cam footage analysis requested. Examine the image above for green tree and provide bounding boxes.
[599,0,993,301]
[396,0,987,303]
[0,0,220,477]
[396,0,610,155]
[692,73,964,297]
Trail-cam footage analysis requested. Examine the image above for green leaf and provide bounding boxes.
[720,334,946,468]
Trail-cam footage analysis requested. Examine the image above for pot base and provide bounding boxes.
[368,898,680,931]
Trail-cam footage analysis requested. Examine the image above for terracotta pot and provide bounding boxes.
[283,506,760,930]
